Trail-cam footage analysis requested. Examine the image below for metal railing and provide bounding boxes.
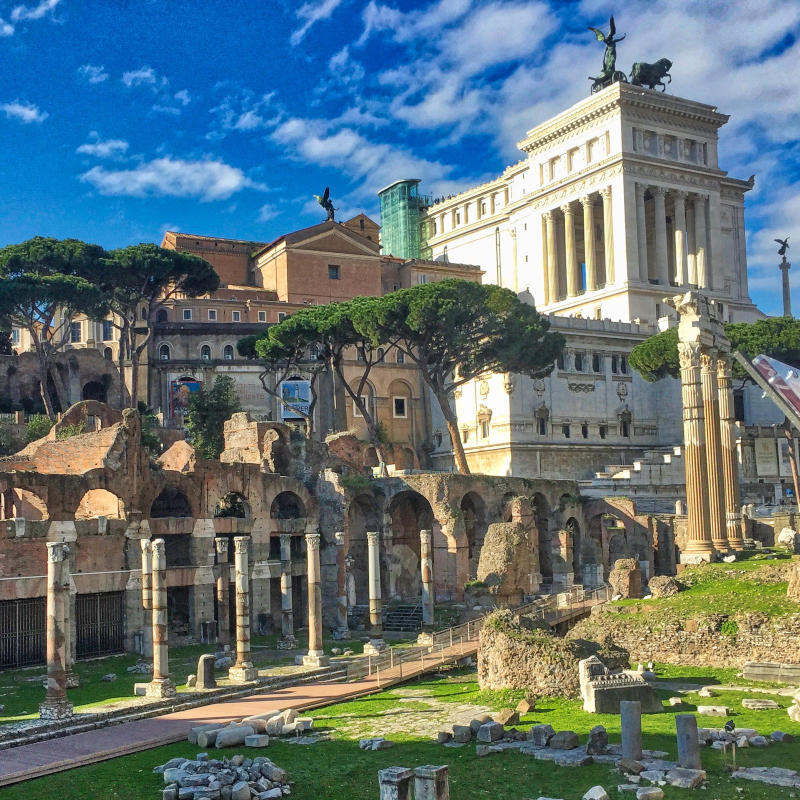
[345,584,611,684]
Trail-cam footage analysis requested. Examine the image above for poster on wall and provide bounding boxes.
[754,437,779,477]
[170,379,202,417]
[279,379,311,420]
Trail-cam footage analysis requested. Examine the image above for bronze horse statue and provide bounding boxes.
[630,58,673,91]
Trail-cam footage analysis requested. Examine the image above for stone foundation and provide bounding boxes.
[38,699,73,720]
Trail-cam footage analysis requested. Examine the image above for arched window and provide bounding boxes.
[592,354,601,373]
[103,347,113,360]
[377,348,385,362]
[223,345,234,361]
[159,344,170,361]
[156,308,168,323]
[140,307,148,320]
[200,345,211,361]
[620,356,628,375]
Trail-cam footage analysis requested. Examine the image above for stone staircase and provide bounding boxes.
[382,603,422,632]
[347,604,369,631]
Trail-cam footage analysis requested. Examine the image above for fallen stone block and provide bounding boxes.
[437,731,453,744]
[636,789,664,800]
[618,785,639,793]
[516,697,536,714]
[469,715,492,734]
[618,758,645,775]
[666,768,706,788]
[476,744,491,757]
[549,730,579,750]
[244,735,269,747]
[639,771,665,784]
[748,735,769,747]
[296,717,314,731]
[732,766,800,788]
[215,725,256,749]
[476,722,504,742]
[583,786,608,800]
[771,731,794,743]
[697,687,716,698]
[742,698,780,710]
[587,725,609,755]
[696,705,731,716]
[230,784,250,800]
[452,724,472,743]
[528,723,556,747]
[667,697,684,707]
[494,708,520,726]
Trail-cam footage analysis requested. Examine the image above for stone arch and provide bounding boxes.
[81,380,107,403]
[270,491,306,519]
[533,493,552,584]
[156,308,169,323]
[74,489,125,520]
[346,490,384,606]
[584,514,606,583]
[565,516,581,579]
[4,488,49,520]
[385,490,433,602]
[460,490,488,578]
[214,492,251,519]
[150,486,192,518]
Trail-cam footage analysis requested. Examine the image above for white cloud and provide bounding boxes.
[209,90,278,136]
[1,101,48,123]
[122,66,158,88]
[80,156,265,201]
[152,104,181,115]
[358,0,470,45]
[76,133,129,158]
[290,0,344,46]
[174,89,191,106]
[78,64,109,84]
[258,204,279,222]
[0,18,14,35]
[10,0,60,22]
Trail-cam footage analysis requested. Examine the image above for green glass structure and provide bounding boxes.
[378,179,430,259]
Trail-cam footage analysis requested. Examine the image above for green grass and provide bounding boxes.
[4,667,799,800]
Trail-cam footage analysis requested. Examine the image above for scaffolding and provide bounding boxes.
[378,179,431,259]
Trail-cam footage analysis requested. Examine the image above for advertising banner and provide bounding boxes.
[170,379,202,417]
[279,379,311,420]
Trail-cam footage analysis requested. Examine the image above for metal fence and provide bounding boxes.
[76,591,125,659]
[345,584,611,684]
[0,597,46,669]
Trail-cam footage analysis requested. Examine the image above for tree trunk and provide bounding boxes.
[436,390,471,475]
[130,349,139,410]
[38,357,55,419]
[783,418,800,510]
[48,363,69,411]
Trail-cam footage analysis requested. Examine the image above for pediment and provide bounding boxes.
[290,228,379,257]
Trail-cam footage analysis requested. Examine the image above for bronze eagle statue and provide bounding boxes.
[313,186,336,222]
[776,236,790,257]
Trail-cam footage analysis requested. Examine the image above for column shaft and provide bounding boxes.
[279,532,295,644]
[701,352,728,552]
[653,187,669,286]
[303,532,329,666]
[717,356,745,549]
[420,529,434,630]
[694,195,708,287]
[40,542,72,719]
[367,530,383,637]
[62,552,78,688]
[140,539,153,659]
[214,537,230,646]
[229,536,257,681]
[334,531,349,636]
[146,538,175,697]
[673,190,688,286]
[582,196,597,291]
[635,183,649,282]
[545,211,557,302]
[601,187,614,285]
[562,204,579,297]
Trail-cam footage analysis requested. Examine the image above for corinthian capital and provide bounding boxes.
[677,342,701,370]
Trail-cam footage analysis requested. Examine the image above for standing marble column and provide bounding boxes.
[334,531,349,637]
[678,342,714,558]
[673,190,689,286]
[620,700,643,760]
[635,183,649,282]
[146,539,176,697]
[214,537,231,646]
[140,538,153,659]
[717,356,745,550]
[420,529,434,631]
[694,194,708,288]
[653,187,670,286]
[279,532,297,647]
[581,195,597,291]
[39,542,73,720]
[562,203,580,297]
[364,530,386,654]
[303,532,329,667]
[62,551,79,688]
[545,210,558,303]
[229,536,258,682]
[600,186,614,285]
[701,351,729,553]
[676,715,702,770]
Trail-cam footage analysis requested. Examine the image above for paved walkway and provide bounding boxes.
[0,641,477,787]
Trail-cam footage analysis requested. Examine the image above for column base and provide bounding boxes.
[65,670,80,688]
[363,638,387,655]
[331,626,351,640]
[277,635,298,650]
[39,698,73,720]
[679,551,714,565]
[228,663,258,682]
[302,653,330,667]
[145,677,177,698]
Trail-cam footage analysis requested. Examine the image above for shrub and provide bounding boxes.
[25,414,53,442]
[0,423,22,456]
[719,618,739,637]
[56,422,86,440]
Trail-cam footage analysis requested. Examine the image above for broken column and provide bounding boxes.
[420,529,434,632]
[229,536,258,682]
[364,530,385,654]
[146,538,176,698]
[303,531,329,667]
[717,355,745,550]
[414,765,449,800]
[140,538,153,659]
[62,547,79,688]
[620,699,643,761]
[39,541,73,720]
[279,532,297,648]
[214,537,231,647]
[334,531,349,638]
[676,714,702,770]
[378,767,414,800]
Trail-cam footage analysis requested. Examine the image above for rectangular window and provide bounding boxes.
[393,397,407,418]
[396,349,405,364]
[328,264,340,280]
[599,425,607,439]
[480,420,489,438]
[232,310,241,322]
[208,309,217,321]
[581,423,589,439]
[538,418,547,435]
[11,328,20,344]
[70,321,82,343]
[258,311,267,322]
[462,429,470,443]
[183,309,192,321]
[417,274,429,285]
[353,397,367,417]
[102,320,113,341]
[278,312,287,322]
[562,424,570,438]
[621,421,630,438]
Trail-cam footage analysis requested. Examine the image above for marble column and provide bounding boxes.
[62,552,79,688]
[676,715,702,770]
[229,536,258,682]
[146,538,176,697]
[673,190,689,286]
[334,531,349,637]
[653,187,670,286]
[39,542,73,720]
[214,537,231,646]
[379,767,414,800]
[562,203,579,297]
[717,356,745,550]
[678,342,714,558]
[545,210,558,303]
[694,194,708,287]
[701,351,729,553]
[601,186,614,285]
[303,532,329,667]
[635,183,649,282]
[581,195,597,292]
[364,530,385,653]
[620,700,643,760]
[420,529,434,631]
[140,538,153,659]
[279,532,296,647]
[414,765,449,800]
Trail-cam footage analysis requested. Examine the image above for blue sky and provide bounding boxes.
[0,0,798,314]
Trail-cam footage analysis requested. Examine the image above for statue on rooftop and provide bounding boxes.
[313,186,336,222]
[588,15,628,94]
[776,236,791,258]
